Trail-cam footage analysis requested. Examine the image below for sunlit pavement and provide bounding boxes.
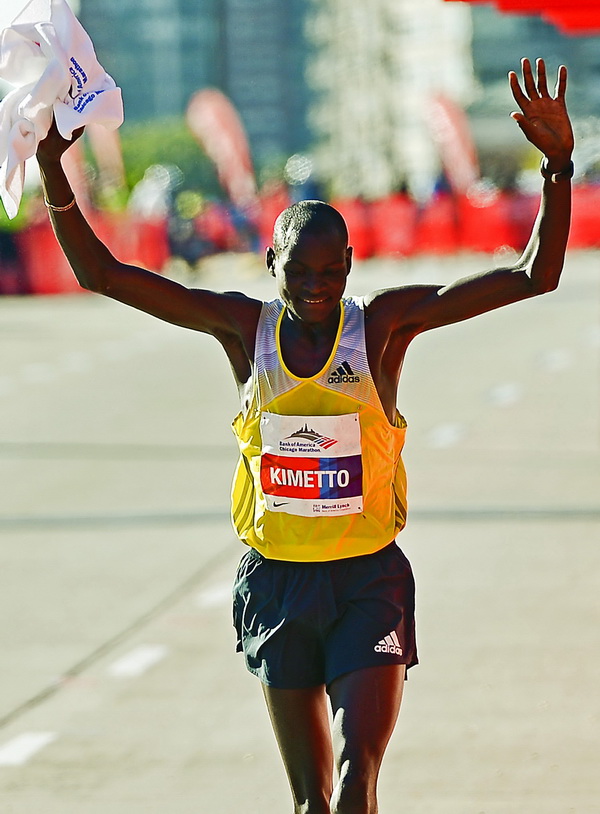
[0,249,598,812]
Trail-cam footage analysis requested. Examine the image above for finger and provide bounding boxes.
[510,110,536,135]
[510,112,538,147]
[521,57,540,100]
[509,70,528,110]
[536,58,550,97]
[510,111,526,130]
[555,64,568,99]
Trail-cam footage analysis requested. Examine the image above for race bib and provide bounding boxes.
[260,412,363,517]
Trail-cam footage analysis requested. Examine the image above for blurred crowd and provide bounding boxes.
[1,166,600,296]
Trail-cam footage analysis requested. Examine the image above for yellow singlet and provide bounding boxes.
[231,297,408,561]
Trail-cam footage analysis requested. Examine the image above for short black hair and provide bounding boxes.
[272,200,348,254]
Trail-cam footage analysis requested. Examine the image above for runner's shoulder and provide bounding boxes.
[363,284,429,317]
[363,284,442,337]
[197,289,263,342]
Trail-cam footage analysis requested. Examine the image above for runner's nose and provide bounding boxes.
[302,270,326,295]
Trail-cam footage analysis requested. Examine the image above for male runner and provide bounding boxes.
[36,59,573,813]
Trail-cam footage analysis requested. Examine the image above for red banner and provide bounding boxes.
[547,10,600,33]
[444,0,600,33]
[497,0,599,8]
[186,89,257,209]
[425,95,480,194]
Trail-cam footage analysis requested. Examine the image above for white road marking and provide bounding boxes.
[58,351,93,374]
[586,325,600,347]
[487,382,523,407]
[538,348,573,372]
[19,363,57,384]
[426,422,467,449]
[130,331,162,351]
[107,644,168,678]
[98,340,132,361]
[0,732,58,767]
[4,325,179,399]
[195,582,232,608]
[0,376,15,397]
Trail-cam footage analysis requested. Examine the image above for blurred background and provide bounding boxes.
[0,2,599,812]
[2,0,600,292]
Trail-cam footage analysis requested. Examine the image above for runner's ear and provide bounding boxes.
[266,247,276,277]
[346,246,353,272]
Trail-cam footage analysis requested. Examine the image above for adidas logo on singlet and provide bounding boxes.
[328,360,360,384]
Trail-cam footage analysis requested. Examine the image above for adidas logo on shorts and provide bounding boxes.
[374,630,403,655]
[328,360,360,384]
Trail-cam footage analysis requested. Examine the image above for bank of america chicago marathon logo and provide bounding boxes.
[284,423,338,450]
[328,360,360,384]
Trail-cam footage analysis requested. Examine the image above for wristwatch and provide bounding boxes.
[540,157,574,183]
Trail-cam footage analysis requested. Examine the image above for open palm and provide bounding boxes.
[509,58,574,163]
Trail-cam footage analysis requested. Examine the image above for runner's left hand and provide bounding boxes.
[509,58,574,167]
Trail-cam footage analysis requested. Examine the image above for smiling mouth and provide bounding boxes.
[300,297,327,304]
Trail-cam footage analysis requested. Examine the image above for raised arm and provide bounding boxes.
[367,58,574,336]
[36,123,261,381]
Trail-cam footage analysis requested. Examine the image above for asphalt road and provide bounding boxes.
[0,249,599,813]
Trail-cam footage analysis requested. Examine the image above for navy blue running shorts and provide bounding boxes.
[232,541,418,689]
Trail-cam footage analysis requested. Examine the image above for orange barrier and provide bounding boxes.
[196,203,239,253]
[414,192,459,255]
[370,194,417,257]
[330,198,373,260]
[257,184,291,253]
[128,219,170,271]
[458,189,524,253]
[15,214,171,295]
[92,212,170,271]
[15,220,82,295]
[506,192,538,250]
[569,184,600,249]
[89,211,136,263]
[11,184,600,296]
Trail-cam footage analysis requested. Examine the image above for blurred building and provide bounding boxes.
[221,0,312,169]
[79,0,314,171]
[306,0,600,198]
[306,0,476,200]
[80,0,222,121]
[77,0,600,198]
[469,4,600,179]
[470,3,600,117]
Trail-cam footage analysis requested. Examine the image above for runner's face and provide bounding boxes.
[268,230,352,324]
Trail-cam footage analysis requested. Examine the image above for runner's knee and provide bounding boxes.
[331,760,378,814]
[292,798,331,814]
[288,775,332,814]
